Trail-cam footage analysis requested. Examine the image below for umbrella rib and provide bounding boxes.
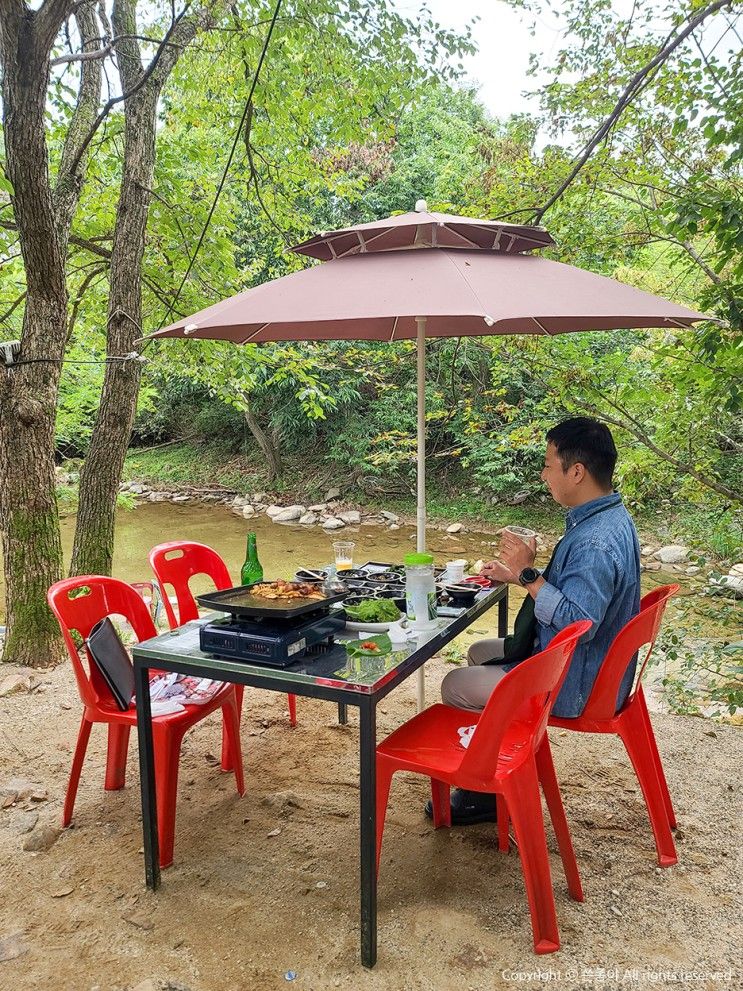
[532,318,554,336]
[442,250,492,321]
[241,323,270,343]
[390,316,399,342]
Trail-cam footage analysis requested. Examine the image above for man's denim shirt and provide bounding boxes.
[533,492,641,718]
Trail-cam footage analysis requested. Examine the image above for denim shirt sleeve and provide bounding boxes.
[534,538,621,641]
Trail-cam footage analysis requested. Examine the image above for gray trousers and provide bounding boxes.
[440,638,508,712]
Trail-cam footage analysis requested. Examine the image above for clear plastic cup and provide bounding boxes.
[332,541,355,571]
[503,525,537,545]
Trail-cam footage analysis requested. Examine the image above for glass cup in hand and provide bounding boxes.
[332,540,355,571]
[502,525,537,545]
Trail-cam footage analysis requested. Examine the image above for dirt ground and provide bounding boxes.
[0,653,740,991]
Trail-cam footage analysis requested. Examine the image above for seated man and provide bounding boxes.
[431,416,641,825]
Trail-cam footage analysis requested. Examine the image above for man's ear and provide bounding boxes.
[572,461,587,483]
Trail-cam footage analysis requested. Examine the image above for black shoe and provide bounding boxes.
[424,788,497,826]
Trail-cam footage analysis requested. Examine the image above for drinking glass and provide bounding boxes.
[503,525,537,545]
[333,541,355,571]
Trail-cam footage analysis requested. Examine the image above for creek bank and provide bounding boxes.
[111,477,742,594]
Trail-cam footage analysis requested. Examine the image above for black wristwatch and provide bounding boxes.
[518,567,541,586]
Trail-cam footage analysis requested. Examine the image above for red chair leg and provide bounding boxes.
[288,693,297,728]
[375,759,395,874]
[536,739,583,902]
[63,716,93,827]
[153,724,187,869]
[220,694,245,796]
[503,759,561,954]
[220,684,244,771]
[104,724,131,791]
[496,794,510,852]
[617,703,677,868]
[430,778,451,829]
[636,687,676,828]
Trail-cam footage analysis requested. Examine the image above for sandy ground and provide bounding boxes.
[0,654,741,991]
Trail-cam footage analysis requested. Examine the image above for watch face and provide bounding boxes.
[520,568,539,586]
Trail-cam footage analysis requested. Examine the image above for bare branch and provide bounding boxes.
[0,291,27,329]
[531,0,735,224]
[66,3,195,177]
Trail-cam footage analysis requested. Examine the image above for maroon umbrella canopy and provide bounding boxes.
[153,247,707,344]
[291,207,555,259]
[151,208,709,707]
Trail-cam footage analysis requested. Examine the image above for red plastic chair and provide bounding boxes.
[148,541,299,746]
[549,584,680,867]
[48,575,245,869]
[376,620,592,955]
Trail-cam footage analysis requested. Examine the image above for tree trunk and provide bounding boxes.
[244,408,283,482]
[71,1,199,576]
[0,2,80,666]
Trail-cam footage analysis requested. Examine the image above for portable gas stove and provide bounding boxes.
[199,609,346,667]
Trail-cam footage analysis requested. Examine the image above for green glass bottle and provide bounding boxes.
[241,532,264,586]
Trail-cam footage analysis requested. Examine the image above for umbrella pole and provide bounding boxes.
[416,315,426,712]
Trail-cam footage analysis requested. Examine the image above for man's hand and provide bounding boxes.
[498,532,537,577]
[480,558,519,585]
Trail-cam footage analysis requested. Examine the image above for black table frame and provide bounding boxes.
[133,585,508,968]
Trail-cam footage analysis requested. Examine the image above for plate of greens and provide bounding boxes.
[344,597,402,632]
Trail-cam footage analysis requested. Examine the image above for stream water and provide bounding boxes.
[0,500,694,633]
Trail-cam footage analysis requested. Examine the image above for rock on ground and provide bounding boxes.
[338,510,361,525]
[22,825,60,852]
[321,517,345,530]
[653,544,690,564]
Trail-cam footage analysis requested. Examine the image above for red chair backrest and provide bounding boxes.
[149,541,233,629]
[47,575,157,710]
[579,583,680,722]
[458,620,592,789]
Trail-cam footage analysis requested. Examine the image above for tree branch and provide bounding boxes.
[36,0,80,52]
[531,0,734,224]
[54,1,102,235]
[66,2,195,177]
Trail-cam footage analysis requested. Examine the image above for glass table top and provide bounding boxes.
[133,585,506,697]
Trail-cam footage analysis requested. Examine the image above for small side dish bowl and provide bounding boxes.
[444,583,480,605]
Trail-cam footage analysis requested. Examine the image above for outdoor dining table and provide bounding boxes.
[132,581,509,968]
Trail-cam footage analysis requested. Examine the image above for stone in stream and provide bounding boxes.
[446,523,464,534]
[272,506,305,523]
[322,517,345,530]
[299,512,318,525]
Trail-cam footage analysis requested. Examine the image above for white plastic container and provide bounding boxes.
[404,552,437,630]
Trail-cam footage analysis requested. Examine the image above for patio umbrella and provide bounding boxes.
[149,204,708,703]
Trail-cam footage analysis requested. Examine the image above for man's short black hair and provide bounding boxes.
[546,417,617,488]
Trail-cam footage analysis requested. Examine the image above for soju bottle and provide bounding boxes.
[241,532,263,586]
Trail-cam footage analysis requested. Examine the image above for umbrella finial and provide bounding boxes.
[415,199,428,213]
